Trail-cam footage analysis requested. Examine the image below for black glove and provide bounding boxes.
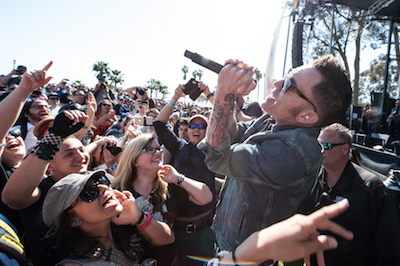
[49,111,85,138]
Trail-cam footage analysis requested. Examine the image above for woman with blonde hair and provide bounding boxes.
[113,134,168,217]
[113,133,212,265]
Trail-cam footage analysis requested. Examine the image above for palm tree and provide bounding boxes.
[72,80,83,88]
[109,69,125,90]
[145,79,168,98]
[192,70,198,80]
[92,61,111,80]
[197,70,204,80]
[182,65,189,80]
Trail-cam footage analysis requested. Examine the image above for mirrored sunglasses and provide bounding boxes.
[321,142,347,150]
[189,123,206,130]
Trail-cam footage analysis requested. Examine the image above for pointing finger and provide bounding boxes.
[43,61,53,71]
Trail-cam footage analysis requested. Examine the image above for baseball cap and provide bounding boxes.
[189,114,208,126]
[42,170,114,228]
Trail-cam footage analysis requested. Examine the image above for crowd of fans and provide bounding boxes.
[0,59,398,266]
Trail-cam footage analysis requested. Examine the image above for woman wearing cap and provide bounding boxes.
[92,98,116,141]
[42,170,174,266]
[154,84,217,266]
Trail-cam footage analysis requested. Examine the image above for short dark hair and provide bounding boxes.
[311,55,352,127]
[73,89,86,96]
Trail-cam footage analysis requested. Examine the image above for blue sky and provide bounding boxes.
[2,0,385,101]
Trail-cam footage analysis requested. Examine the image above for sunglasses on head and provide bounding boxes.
[321,142,347,150]
[68,175,111,210]
[189,123,206,130]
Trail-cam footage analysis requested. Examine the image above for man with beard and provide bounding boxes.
[11,97,51,151]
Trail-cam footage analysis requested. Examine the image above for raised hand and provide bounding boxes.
[86,92,97,118]
[50,110,88,138]
[158,165,179,184]
[18,61,53,93]
[111,190,141,226]
[217,59,256,97]
[173,85,186,101]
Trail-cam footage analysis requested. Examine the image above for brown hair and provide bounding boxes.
[311,55,352,127]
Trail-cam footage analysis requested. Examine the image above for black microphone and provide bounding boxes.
[184,50,223,74]
[184,50,257,83]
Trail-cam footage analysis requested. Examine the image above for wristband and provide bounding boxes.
[168,101,176,107]
[30,142,59,161]
[207,92,214,99]
[135,211,145,226]
[137,212,153,230]
[30,132,65,161]
[177,174,185,185]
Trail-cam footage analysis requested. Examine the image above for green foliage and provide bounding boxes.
[182,65,189,80]
[359,54,399,102]
[293,1,389,104]
[145,79,169,98]
[71,80,83,88]
[92,61,111,80]
[92,61,124,91]
[192,69,204,80]
[109,69,125,91]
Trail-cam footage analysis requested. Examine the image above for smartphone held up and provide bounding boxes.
[183,78,202,101]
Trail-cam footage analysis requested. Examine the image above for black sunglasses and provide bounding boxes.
[282,76,317,112]
[321,142,347,150]
[189,123,206,130]
[68,175,111,210]
[8,129,22,138]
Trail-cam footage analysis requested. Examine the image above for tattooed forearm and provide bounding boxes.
[207,93,236,147]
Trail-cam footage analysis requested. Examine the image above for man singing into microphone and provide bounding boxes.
[198,55,352,260]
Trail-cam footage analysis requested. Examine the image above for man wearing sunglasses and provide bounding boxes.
[198,55,352,257]
[298,123,400,265]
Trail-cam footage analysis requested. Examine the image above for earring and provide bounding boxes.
[76,221,80,225]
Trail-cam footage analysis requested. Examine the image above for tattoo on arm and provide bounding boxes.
[207,93,236,147]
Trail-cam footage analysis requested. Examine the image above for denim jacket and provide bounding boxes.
[198,115,322,250]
